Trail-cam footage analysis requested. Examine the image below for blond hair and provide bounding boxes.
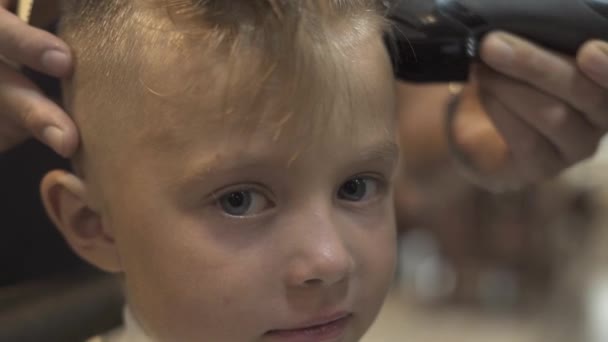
[59,0,392,171]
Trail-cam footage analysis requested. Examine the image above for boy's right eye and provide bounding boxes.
[217,190,272,217]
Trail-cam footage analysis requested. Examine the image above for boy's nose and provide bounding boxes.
[284,219,355,288]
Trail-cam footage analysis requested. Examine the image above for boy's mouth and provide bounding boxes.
[264,312,352,342]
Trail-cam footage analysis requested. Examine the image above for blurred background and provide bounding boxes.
[363,82,608,342]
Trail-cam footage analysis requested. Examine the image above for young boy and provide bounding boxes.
[40,1,399,341]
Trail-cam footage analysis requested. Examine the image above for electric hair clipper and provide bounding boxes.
[387,0,608,82]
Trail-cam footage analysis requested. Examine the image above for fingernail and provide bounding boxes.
[485,33,515,69]
[587,42,608,79]
[41,50,71,76]
[42,126,66,156]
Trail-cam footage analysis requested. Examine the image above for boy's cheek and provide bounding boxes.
[349,216,397,336]
[115,230,264,340]
[351,202,397,282]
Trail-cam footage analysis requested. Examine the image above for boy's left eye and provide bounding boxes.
[337,177,381,202]
[217,190,272,217]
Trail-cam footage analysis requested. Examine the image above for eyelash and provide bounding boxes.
[210,183,276,218]
[338,174,388,204]
[209,174,390,218]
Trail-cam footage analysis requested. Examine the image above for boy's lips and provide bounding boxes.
[264,312,353,342]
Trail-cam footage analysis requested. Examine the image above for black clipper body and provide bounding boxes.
[387,0,608,82]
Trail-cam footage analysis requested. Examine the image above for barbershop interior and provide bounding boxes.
[3,0,608,341]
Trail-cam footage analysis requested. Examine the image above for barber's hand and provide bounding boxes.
[451,31,608,190]
[0,0,77,157]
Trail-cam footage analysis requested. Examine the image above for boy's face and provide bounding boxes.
[48,31,398,342]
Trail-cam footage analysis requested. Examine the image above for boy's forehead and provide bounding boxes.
[132,35,396,153]
[73,23,396,179]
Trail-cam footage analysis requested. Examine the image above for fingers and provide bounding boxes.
[477,65,602,165]
[480,32,608,130]
[0,2,77,156]
[0,6,72,77]
[0,62,78,156]
[578,40,608,88]
[476,74,567,183]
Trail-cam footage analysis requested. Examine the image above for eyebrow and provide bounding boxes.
[170,139,400,194]
[356,140,400,167]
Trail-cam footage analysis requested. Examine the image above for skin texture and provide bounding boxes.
[40,24,399,342]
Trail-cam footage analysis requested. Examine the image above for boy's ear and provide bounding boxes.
[40,170,122,273]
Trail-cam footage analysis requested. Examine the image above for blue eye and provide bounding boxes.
[338,177,379,202]
[217,190,271,217]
